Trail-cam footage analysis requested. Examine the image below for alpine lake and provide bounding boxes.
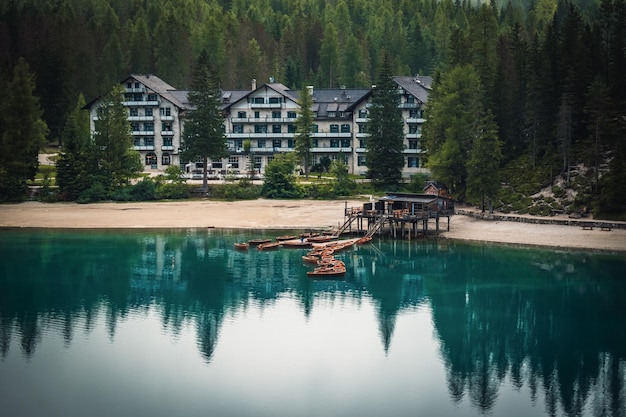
[1,228,625,417]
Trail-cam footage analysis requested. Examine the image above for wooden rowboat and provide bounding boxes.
[307,266,346,278]
[258,241,281,251]
[234,242,249,250]
[357,236,372,244]
[281,240,313,248]
[249,238,272,246]
[275,235,297,241]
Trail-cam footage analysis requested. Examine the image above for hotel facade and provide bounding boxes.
[86,74,431,178]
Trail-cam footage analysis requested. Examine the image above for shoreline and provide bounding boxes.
[1,200,625,253]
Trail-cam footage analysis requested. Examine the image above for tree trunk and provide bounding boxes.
[202,156,208,193]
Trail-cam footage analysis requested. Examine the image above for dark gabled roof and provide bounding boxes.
[308,88,370,118]
[380,194,438,204]
[393,75,432,104]
[222,83,298,111]
[127,74,188,109]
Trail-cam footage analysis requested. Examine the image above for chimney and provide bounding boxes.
[307,85,314,96]
[251,78,257,90]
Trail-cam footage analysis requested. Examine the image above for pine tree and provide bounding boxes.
[365,51,404,189]
[181,50,228,193]
[295,84,315,178]
[56,93,94,200]
[0,58,48,200]
[93,85,142,189]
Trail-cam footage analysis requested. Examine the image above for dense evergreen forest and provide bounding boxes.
[0,0,625,217]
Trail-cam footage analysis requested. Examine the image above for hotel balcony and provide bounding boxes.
[404,148,422,154]
[227,132,295,139]
[356,147,367,153]
[312,147,352,153]
[125,87,145,93]
[160,115,174,121]
[249,102,283,109]
[406,118,425,124]
[399,103,419,109]
[230,117,297,123]
[162,146,175,151]
[406,133,422,139]
[122,100,159,106]
[134,145,155,151]
[161,130,174,136]
[128,116,154,121]
[356,117,369,123]
[132,130,155,135]
[312,132,351,138]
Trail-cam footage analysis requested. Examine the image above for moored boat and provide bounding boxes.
[281,240,313,248]
[306,266,346,278]
[234,242,249,250]
[258,241,281,251]
[249,238,272,246]
[275,235,297,241]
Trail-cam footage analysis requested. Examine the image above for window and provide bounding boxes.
[145,153,157,166]
[409,109,419,118]
[160,107,171,116]
[134,82,140,89]
[255,125,267,134]
[131,122,140,131]
[272,139,282,148]
[267,156,274,165]
[328,111,336,118]
[268,97,281,104]
[258,139,266,148]
[359,109,367,118]
[127,82,132,89]
[238,111,247,119]
[311,125,319,133]
[341,124,350,133]
[409,140,418,149]
[144,137,154,146]
[272,111,281,119]
[162,153,171,165]
[144,123,154,132]
[254,111,260,119]
[407,156,419,168]
[330,139,339,148]
[134,138,141,146]
[233,125,244,134]
[129,108,138,117]
[162,122,172,131]
[145,108,153,117]
[358,124,367,133]
[211,161,223,169]
[341,139,350,148]
[228,156,239,169]
[312,139,318,147]
[234,139,243,149]
[254,156,262,169]
[408,124,420,134]
[147,94,157,102]
[272,124,281,133]
[358,156,366,166]
[330,124,339,133]
[287,111,297,119]
[133,93,142,101]
[287,124,296,133]
[253,97,264,104]
[287,139,295,148]
[163,137,173,147]
[359,139,367,148]
[406,95,415,103]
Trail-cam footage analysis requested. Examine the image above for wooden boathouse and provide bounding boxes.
[337,191,455,239]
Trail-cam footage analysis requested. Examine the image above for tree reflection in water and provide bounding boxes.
[0,230,624,416]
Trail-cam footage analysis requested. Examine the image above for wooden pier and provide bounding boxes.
[336,192,455,239]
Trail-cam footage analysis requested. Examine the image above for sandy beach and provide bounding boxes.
[1,199,625,252]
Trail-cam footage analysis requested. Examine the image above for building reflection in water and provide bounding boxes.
[0,229,624,416]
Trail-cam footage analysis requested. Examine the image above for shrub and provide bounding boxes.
[77,182,108,203]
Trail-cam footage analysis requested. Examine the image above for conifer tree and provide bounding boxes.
[93,85,142,189]
[56,94,94,200]
[365,51,404,189]
[0,58,48,200]
[181,50,228,193]
[295,84,314,178]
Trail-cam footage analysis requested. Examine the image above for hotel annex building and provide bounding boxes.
[87,74,431,178]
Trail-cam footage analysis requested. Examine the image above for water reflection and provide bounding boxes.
[0,229,624,416]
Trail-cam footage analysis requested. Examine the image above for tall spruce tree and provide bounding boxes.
[93,85,142,189]
[0,58,48,200]
[56,93,94,200]
[365,51,404,189]
[295,84,314,178]
[181,50,228,193]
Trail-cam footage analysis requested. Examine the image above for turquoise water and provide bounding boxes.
[1,228,625,417]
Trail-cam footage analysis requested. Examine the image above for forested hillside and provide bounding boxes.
[0,0,624,216]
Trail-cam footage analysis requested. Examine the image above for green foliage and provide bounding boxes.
[261,153,303,199]
[295,84,315,178]
[404,173,430,194]
[210,182,261,200]
[329,160,357,196]
[366,51,404,189]
[0,58,48,201]
[181,50,228,193]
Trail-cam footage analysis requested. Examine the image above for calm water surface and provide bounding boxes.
[1,229,625,417]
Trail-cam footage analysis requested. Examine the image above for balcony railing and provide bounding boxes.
[161,130,174,136]
[162,146,175,151]
[160,115,174,121]
[132,130,155,136]
[122,100,159,106]
[128,116,154,121]
[133,145,155,151]
[230,117,297,123]
[312,147,352,153]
